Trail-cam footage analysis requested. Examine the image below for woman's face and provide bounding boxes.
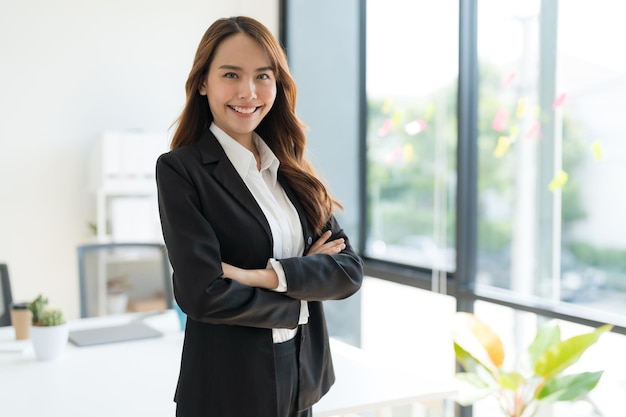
[200,33,277,144]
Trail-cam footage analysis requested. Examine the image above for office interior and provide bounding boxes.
[1,1,625,416]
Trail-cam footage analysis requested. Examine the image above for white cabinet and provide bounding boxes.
[89,130,169,242]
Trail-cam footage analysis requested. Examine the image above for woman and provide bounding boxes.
[156,16,363,417]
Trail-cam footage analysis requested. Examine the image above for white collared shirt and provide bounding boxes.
[210,123,309,343]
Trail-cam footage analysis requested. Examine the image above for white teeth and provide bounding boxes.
[231,106,256,114]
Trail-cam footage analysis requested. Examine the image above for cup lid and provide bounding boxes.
[10,302,29,310]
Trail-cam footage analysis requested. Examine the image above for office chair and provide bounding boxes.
[77,242,173,318]
[0,264,14,326]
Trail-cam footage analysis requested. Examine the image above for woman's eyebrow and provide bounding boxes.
[218,64,273,72]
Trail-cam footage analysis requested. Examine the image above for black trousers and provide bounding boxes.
[274,336,312,417]
[176,336,312,417]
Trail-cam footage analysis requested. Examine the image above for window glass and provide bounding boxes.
[476,0,626,314]
[365,0,458,271]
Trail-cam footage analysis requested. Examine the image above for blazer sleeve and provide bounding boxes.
[156,151,301,330]
[279,215,364,302]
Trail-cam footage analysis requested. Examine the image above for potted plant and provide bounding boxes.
[452,312,612,417]
[106,276,130,315]
[28,294,69,361]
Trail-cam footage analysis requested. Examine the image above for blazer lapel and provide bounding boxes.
[195,129,273,242]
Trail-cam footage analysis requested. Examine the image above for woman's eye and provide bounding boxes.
[224,73,238,79]
[257,73,271,80]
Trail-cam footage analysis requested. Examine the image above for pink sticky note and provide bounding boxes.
[552,93,567,110]
[492,108,508,132]
[377,118,393,137]
[524,121,541,139]
[385,147,403,165]
[503,72,517,87]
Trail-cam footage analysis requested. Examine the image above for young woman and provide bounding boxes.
[156,16,363,417]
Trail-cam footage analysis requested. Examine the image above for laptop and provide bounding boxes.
[69,321,163,347]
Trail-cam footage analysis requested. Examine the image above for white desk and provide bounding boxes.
[0,311,455,416]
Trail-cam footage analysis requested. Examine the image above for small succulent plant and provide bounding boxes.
[28,294,65,326]
[38,308,65,326]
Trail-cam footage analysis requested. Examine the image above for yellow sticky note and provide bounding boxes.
[533,106,541,116]
[382,99,393,114]
[591,141,603,160]
[392,110,404,126]
[549,170,569,191]
[493,136,511,158]
[424,103,435,120]
[516,98,527,118]
[509,126,519,143]
[403,143,414,162]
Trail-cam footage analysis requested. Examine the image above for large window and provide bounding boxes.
[283,0,626,415]
[475,0,626,317]
[365,0,459,273]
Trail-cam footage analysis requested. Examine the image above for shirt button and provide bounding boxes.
[307,237,312,245]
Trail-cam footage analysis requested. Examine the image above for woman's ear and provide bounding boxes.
[198,79,207,96]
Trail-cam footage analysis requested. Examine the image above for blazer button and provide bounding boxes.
[307,236,312,245]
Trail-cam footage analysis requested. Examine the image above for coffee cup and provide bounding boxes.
[10,302,32,340]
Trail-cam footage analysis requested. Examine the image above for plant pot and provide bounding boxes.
[30,323,69,361]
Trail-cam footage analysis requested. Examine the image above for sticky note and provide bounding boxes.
[377,118,393,137]
[503,72,517,87]
[425,104,435,120]
[524,121,541,139]
[549,170,569,191]
[493,136,511,158]
[382,99,393,114]
[492,108,508,132]
[403,143,414,162]
[516,98,527,118]
[552,93,567,110]
[591,141,603,160]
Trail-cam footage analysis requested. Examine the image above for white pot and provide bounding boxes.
[106,292,129,315]
[30,323,69,361]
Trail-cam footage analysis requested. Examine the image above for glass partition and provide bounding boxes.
[365,0,459,273]
[475,0,626,316]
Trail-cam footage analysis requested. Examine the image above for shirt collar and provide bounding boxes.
[210,123,280,184]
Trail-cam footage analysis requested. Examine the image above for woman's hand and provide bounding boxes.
[306,230,346,256]
[221,262,279,290]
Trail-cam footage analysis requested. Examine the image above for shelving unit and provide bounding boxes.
[81,131,171,317]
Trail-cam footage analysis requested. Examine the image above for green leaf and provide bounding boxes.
[454,342,485,373]
[537,371,603,401]
[499,371,526,391]
[534,325,612,379]
[527,321,561,368]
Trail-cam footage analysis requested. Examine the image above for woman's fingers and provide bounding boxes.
[306,230,345,256]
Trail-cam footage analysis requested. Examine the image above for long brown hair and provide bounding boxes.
[170,16,341,235]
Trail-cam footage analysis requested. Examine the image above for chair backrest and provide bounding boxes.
[77,243,173,318]
[0,264,14,326]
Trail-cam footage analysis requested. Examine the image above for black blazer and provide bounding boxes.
[156,129,363,417]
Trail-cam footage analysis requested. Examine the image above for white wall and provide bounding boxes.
[0,0,278,319]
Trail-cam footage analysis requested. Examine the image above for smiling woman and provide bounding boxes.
[155,15,363,417]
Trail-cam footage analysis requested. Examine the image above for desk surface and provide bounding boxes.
[0,311,455,417]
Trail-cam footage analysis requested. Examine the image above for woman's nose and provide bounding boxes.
[238,78,257,100]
